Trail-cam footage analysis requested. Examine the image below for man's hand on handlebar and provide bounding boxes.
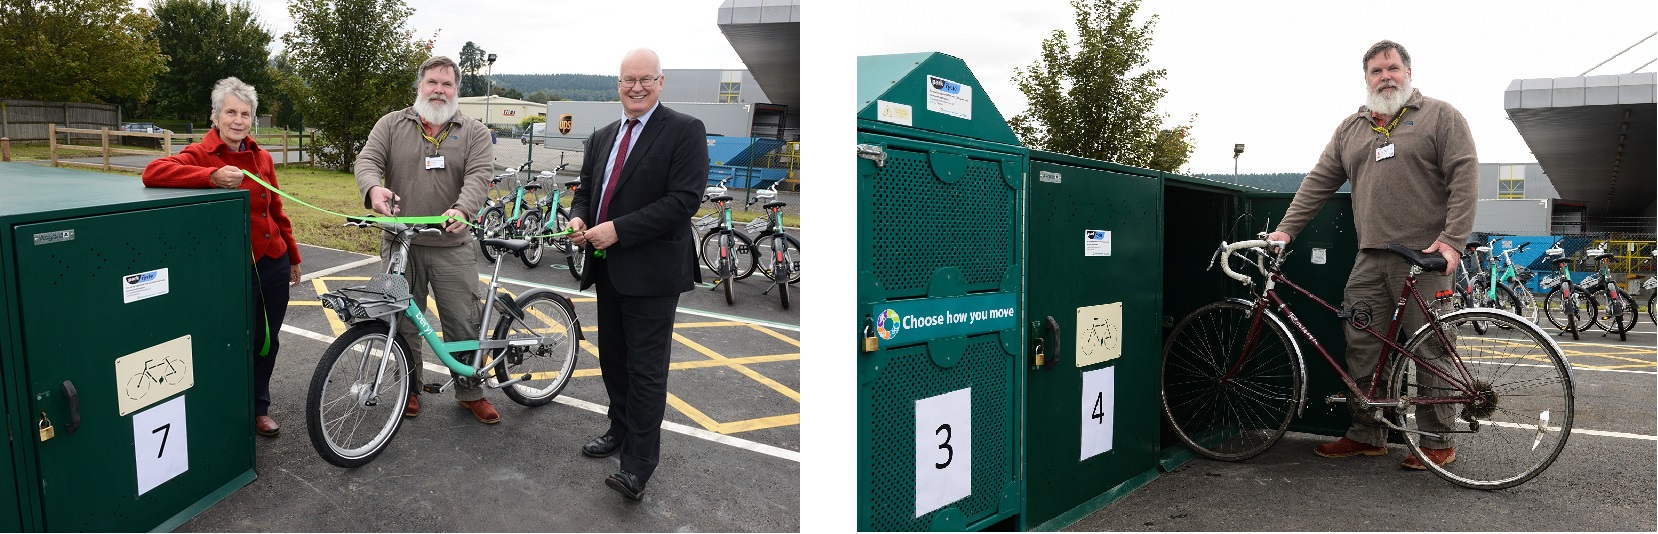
[1266,231,1292,249]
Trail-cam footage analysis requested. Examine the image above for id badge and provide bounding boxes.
[1375,143,1395,162]
[425,155,446,170]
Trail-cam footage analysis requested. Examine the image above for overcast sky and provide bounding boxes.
[238,0,746,76]
[854,0,1658,175]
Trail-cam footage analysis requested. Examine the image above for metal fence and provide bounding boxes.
[1,100,119,142]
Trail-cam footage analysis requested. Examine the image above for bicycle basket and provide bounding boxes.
[1645,276,1657,290]
[1539,274,1562,289]
[320,274,413,322]
[693,214,717,231]
[745,217,767,233]
[1513,266,1534,282]
[1580,274,1600,287]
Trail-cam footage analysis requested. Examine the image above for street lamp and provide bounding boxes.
[483,53,498,131]
[1233,143,1245,176]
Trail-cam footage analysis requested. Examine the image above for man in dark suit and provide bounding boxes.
[567,48,706,500]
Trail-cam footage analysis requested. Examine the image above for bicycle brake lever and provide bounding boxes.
[1207,242,1225,271]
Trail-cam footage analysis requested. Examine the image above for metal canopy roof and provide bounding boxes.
[1504,73,1656,219]
[717,0,800,110]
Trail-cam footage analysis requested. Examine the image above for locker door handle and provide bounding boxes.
[61,380,80,434]
[1043,316,1062,370]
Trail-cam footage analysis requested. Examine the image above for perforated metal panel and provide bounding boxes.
[865,137,1017,299]
[862,334,1015,530]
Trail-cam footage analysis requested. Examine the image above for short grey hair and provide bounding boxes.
[620,48,663,77]
[417,56,460,85]
[1362,40,1411,71]
[210,76,258,121]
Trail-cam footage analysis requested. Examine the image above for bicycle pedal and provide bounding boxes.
[1324,394,1348,405]
[422,383,445,394]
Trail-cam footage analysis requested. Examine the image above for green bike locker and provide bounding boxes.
[1157,175,1360,464]
[857,52,1026,531]
[1020,152,1163,530]
[0,162,255,532]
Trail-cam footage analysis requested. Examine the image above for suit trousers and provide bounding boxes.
[1341,249,1456,449]
[592,257,678,483]
[382,243,484,402]
[252,252,292,417]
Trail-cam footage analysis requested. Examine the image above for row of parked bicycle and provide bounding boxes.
[1455,238,1652,341]
[471,165,800,309]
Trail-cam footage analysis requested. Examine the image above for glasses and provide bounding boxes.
[618,76,660,88]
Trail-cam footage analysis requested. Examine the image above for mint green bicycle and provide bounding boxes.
[308,217,581,467]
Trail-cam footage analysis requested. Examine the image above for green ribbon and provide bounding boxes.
[238,169,583,242]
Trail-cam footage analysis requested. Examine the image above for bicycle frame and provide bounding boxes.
[1228,252,1481,414]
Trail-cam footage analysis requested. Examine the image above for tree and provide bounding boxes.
[1008,0,1190,170]
[150,0,273,121]
[280,0,432,170]
[458,41,488,97]
[0,0,166,103]
[491,86,523,101]
[518,115,544,129]
[523,90,562,103]
[1146,113,1197,173]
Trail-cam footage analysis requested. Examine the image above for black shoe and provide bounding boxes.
[582,434,623,458]
[605,471,645,500]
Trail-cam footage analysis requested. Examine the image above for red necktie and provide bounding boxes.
[596,119,639,224]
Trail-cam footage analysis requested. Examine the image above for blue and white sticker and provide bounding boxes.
[1084,230,1112,257]
[123,268,170,304]
[925,75,972,120]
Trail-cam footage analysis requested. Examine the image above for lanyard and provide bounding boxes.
[1370,107,1409,138]
[421,122,454,151]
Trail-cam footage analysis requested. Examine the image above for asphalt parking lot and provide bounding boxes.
[174,241,801,532]
[1063,327,1657,532]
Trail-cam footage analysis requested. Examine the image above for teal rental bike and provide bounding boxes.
[480,165,548,268]
[308,217,581,467]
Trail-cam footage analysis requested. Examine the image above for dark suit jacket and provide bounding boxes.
[571,104,707,296]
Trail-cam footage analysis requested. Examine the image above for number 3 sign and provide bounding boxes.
[914,387,971,517]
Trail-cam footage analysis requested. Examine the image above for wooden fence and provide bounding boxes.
[1,100,118,141]
[48,124,315,172]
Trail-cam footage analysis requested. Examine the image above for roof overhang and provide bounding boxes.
[717,0,799,110]
[1504,73,1656,219]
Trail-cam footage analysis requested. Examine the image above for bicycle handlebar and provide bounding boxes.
[1213,239,1286,285]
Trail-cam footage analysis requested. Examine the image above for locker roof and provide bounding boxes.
[857,52,1022,146]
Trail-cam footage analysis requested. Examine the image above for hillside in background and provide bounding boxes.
[1195,172,1349,193]
[492,74,615,101]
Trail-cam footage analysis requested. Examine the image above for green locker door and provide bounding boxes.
[13,200,254,531]
[1247,194,1360,437]
[1023,155,1162,529]
[857,132,1023,531]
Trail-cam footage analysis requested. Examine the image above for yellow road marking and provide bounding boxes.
[666,393,799,434]
[748,325,801,347]
[673,332,800,401]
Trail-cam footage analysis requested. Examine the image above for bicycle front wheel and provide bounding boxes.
[549,208,572,253]
[1508,282,1539,324]
[1161,300,1303,461]
[492,292,580,406]
[519,210,545,268]
[479,206,507,264]
[699,229,756,280]
[1389,309,1573,489]
[306,321,412,468]
[567,245,586,280]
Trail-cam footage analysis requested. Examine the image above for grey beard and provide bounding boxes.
[414,96,457,125]
[1365,82,1411,116]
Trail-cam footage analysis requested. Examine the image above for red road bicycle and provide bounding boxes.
[1161,236,1574,489]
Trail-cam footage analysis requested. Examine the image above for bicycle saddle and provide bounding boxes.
[708,194,733,203]
[482,238,535,254]
[763,201,786,209]
[522,183,543,191]
[1385,244,1448,273]
[564,180,581,188]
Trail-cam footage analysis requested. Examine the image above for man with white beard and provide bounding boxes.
[355,56,501,424]
[1266,40,1478,470]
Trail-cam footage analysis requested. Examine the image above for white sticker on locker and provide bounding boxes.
[134,395,189,495]
[915,387,972,517]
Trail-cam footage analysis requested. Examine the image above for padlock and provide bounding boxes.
[38,412,54,442]
[862,326,878,352]
[1032,338,1046,368]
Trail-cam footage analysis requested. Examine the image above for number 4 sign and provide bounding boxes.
[1080,366,1116,460]
[914,387,971,517]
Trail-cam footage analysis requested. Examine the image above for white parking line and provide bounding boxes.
[494,275,800,331]
[278,323,802,463]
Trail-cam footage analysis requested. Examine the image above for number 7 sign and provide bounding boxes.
[914,387,971,517]
[133,395,189,495]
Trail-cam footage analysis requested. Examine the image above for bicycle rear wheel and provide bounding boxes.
[1161,299,1303,461]
[755,233,801,284]
[1542,287,1595,333]
[306,321,412,468]
[1590,290,1637,334]
[1507,282,1539,323]
[519,210,545,268]
[492,291,580,406]
[1388,309,1573,489]
[699,229,756,280]
[479,206,507,263]
[567,245,586,280]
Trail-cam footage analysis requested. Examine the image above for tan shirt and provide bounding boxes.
[1276,90,1479,250]
[354,107,493,247]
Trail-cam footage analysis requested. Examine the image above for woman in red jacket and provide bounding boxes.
[142,76,301,438]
